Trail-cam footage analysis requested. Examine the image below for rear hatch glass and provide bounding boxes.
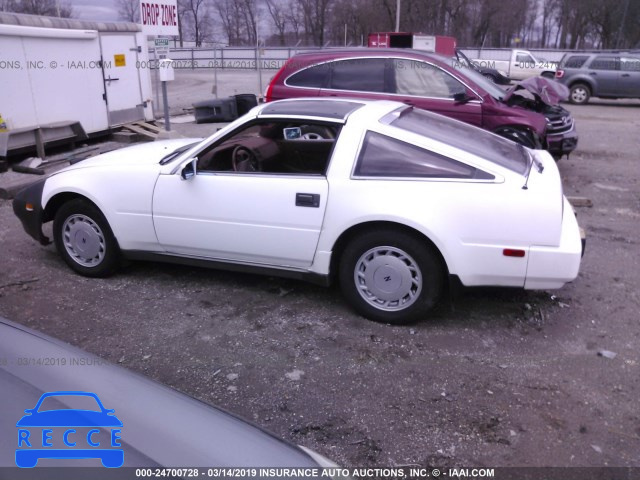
[389,108,529,175]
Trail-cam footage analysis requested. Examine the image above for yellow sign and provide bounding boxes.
[114,54,126,67]
[0,114,7,132]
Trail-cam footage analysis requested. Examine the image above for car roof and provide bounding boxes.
[291,47,450,62]
[258,98,367,121]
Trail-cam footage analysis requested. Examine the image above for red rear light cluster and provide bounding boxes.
[264,58,293,102]
[555,70,564,78]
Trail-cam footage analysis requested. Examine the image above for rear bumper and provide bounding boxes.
[524,197,583,289]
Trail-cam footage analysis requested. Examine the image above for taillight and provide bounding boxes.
[265,58,293,102]
[503,249,526,258]
[555,70,564,78]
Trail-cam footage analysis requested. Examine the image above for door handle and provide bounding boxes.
[295,193,320,208]
[589,72,597,76]
[622,73,630,77]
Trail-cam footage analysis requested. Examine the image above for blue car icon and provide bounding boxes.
[16,391,123,468]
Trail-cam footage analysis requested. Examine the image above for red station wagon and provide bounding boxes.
[266,49,578,159]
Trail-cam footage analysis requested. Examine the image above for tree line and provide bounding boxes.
[2,0,638,49]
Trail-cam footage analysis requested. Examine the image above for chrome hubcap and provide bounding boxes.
[354,246,422,311]
[572,88,587,102]
[62,214,106,267]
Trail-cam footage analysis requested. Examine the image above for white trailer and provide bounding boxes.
[0,12,154,157]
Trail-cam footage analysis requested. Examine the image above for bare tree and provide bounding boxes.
[175,0,638,49]
[116,0,139,22]
[298,0,333,45]
[181,0,213,46]
[214,0,244,45]
[240,0,258,45]
[265,0,287,45]
[284,0,303,43]
[2,0,73,17]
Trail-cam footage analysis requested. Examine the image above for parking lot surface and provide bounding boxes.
[0,92,639,468]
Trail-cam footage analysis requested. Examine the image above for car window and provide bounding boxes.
[589,56,618,71]
[196,120,339,175]
[38,394,102,412]
[286,63,330,88]
[516,54,535,65]
[330,58,386,92]
[562,55,589,69]
[450,62,505,100]
[389,108,527,175]
[354,131,490,179]
[392,59,465,98]
[620,57,640,72]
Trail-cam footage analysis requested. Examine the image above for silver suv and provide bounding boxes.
[555,53,640,104]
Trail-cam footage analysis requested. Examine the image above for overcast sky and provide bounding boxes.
[71,0,120,22]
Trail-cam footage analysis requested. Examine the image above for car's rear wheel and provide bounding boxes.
[53,198,120,277]
[569,83,591,104]
[339,230,444,324]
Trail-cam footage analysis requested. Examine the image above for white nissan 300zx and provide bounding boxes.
[13,99,584,324]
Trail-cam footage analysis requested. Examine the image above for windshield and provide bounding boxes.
[159,142,200,165]
[451,62,507,101]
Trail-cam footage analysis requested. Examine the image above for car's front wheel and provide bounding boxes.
[339,230,444,324]
[53,198,120,277]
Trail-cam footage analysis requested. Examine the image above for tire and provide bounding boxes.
[541,71,555,79]
[569,83,591,104]
[53,198,120,277]
[483,73,497,83]
[338,229,444,324]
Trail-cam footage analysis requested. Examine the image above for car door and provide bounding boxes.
[513,51,537,80]
[587,56,620,96]
[619,57,640,97]
[151,120,333,268]
[388,58,483,127]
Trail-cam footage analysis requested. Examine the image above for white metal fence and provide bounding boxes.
[149,46,630,70]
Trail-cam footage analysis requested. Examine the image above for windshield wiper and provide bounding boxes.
[159,149,181,165]
[159,142,198,165]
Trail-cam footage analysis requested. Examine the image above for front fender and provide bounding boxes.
[42,166,161,252]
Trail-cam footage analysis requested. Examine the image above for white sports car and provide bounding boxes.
[13,99,584,324]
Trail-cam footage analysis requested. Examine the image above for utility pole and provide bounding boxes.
[395,0,401,32]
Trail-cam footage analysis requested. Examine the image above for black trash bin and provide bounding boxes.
[192,97,238,124]
[234,94,258,116]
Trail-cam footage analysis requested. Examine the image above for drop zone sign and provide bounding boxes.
[140,0,179,36]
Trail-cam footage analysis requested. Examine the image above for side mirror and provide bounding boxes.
[180,158,197,181]
[453,92,471,104]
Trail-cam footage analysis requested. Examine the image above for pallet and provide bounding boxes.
[122,121,161,139]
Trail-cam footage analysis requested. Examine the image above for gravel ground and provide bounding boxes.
[0,93,639,469]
